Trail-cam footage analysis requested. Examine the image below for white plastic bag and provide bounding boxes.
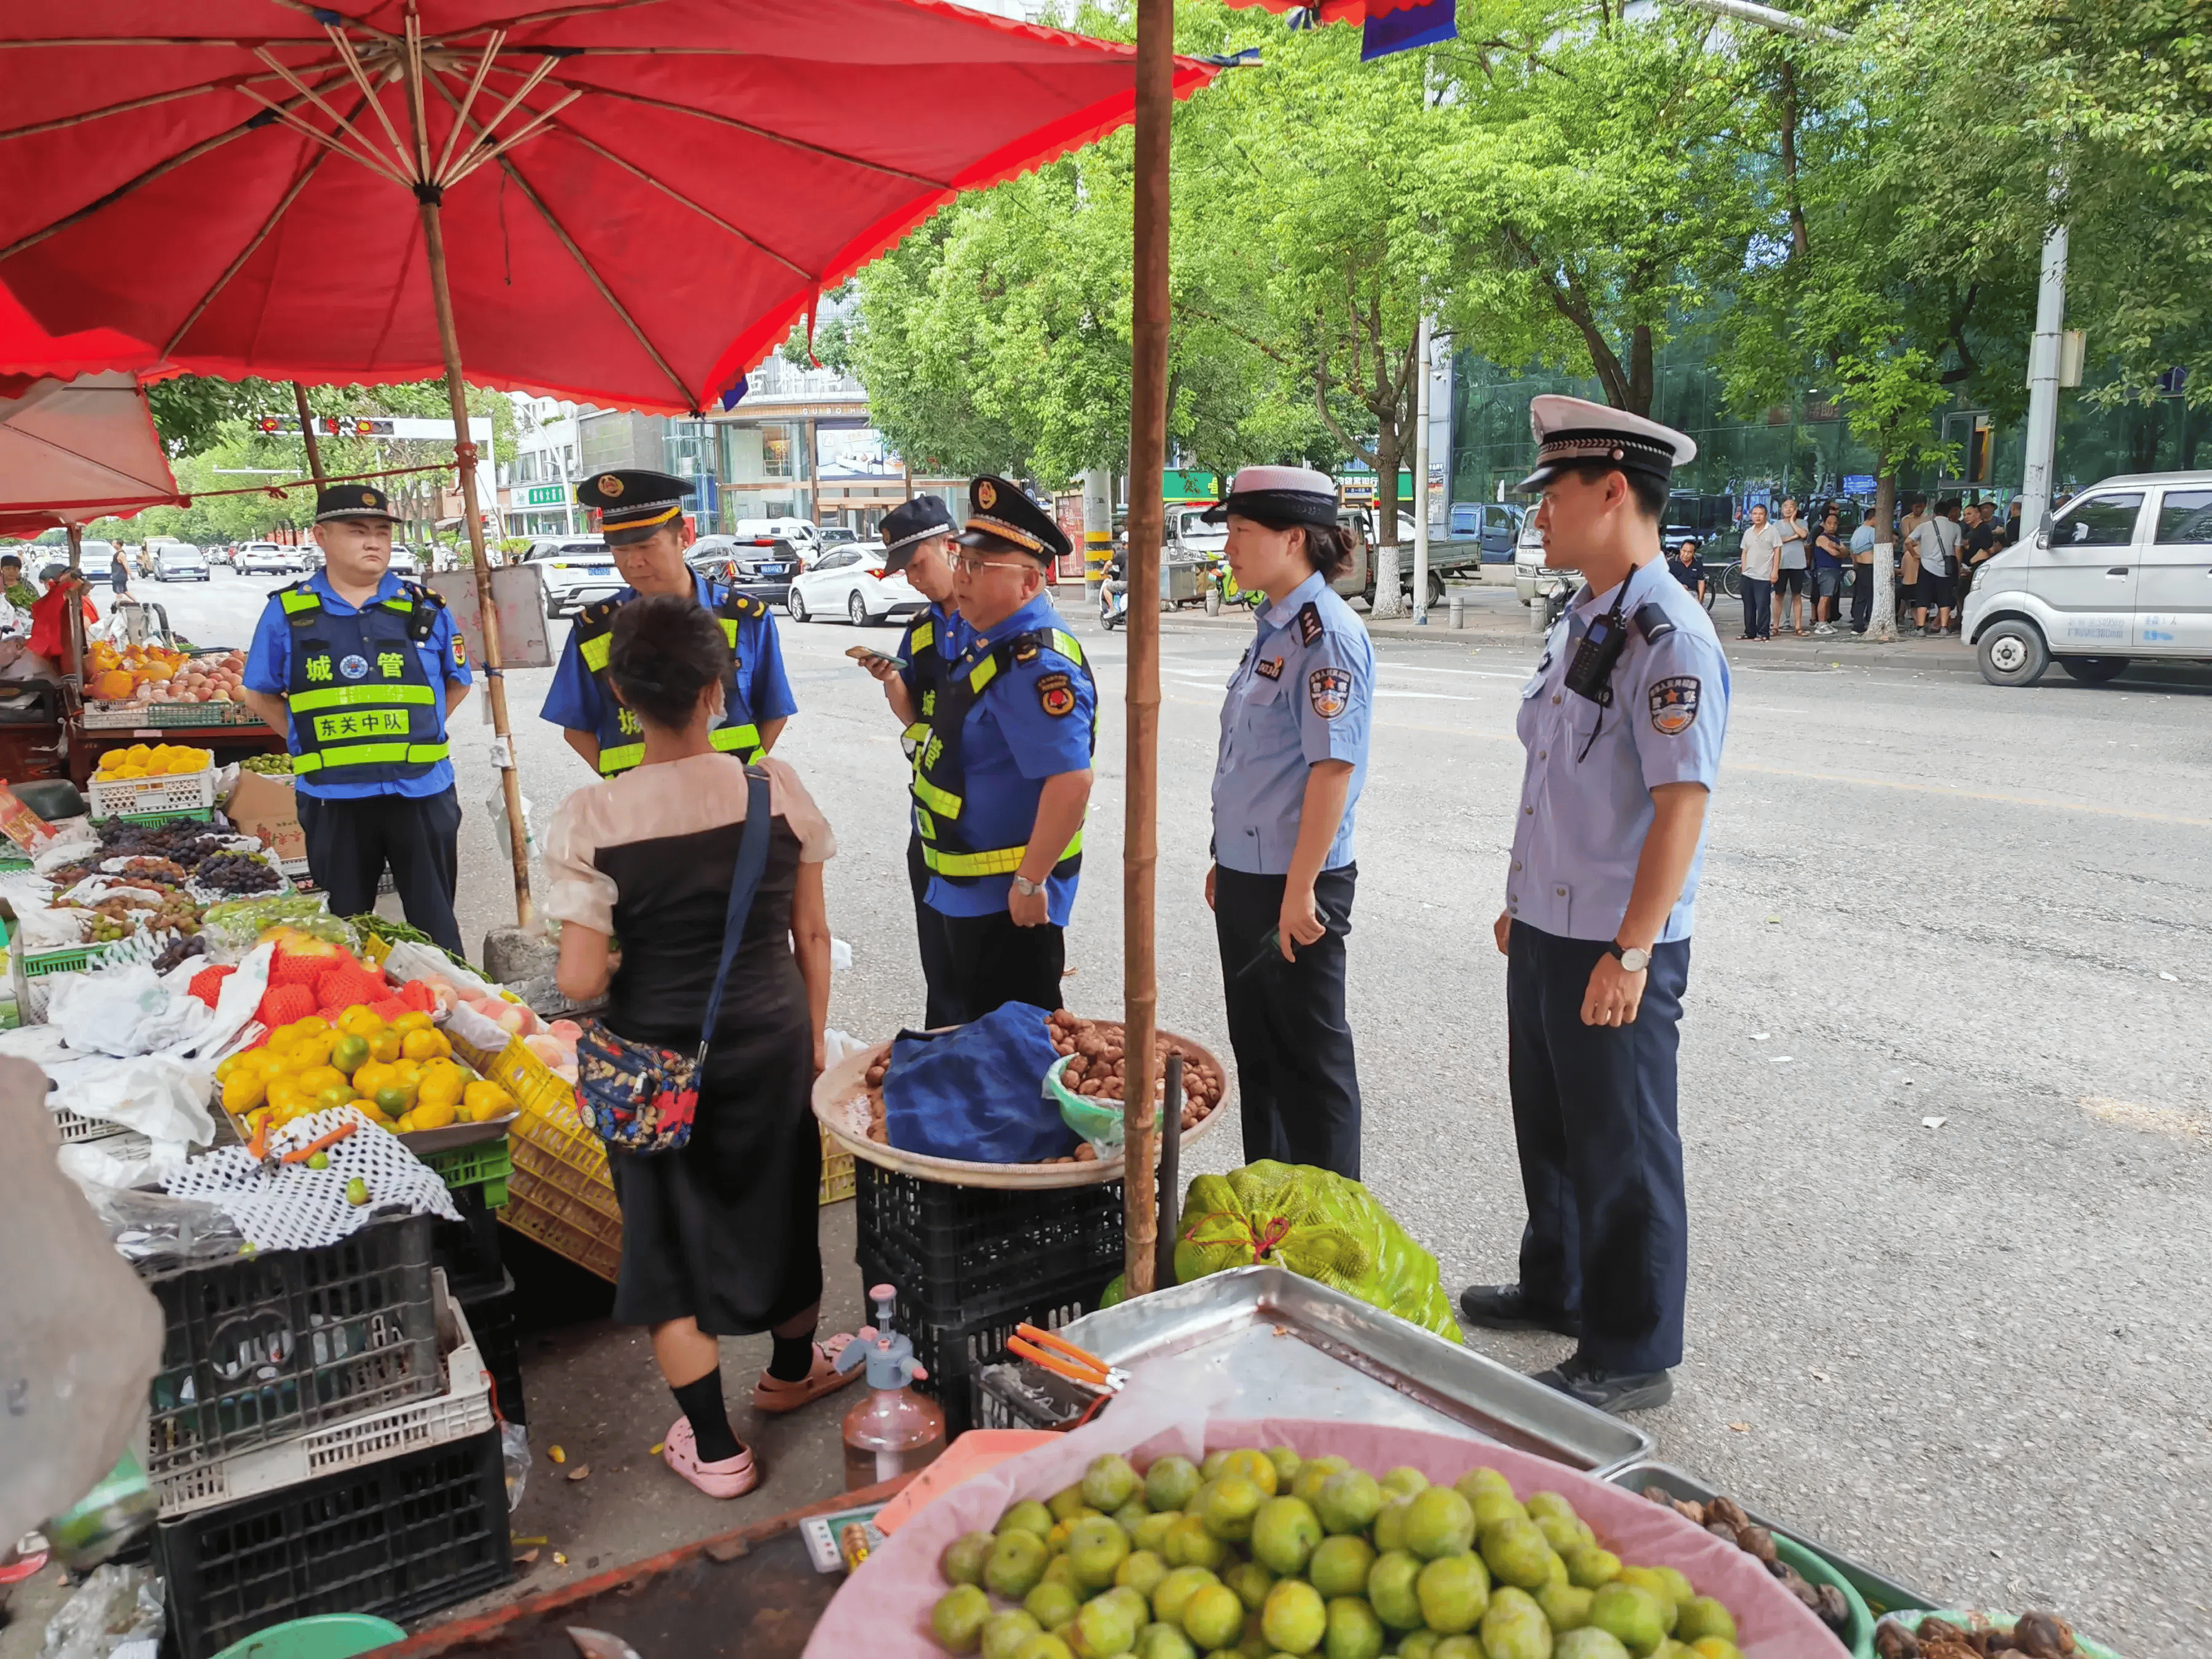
[37,1561,163,1659]
[0,1061,165,1550]
[47,965,208,1058]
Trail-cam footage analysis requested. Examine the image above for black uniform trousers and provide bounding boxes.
[905,830,961,1029]
[297,786,465,958]
[1506,920,1690,1373]
[936,908,1065,1021]
[1213,864,1361,1180]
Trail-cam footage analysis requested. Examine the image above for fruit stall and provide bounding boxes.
[66,637,289,788]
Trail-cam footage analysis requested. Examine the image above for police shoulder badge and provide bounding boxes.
[597,473,624,498]
[1013,637,1040,665]
[1649,675,1701,734]
[1037,670,1076,718]
[976,479,998,509]
[1297,601,1324,646]
[452,635,468,667]
[1308,665,1351,719]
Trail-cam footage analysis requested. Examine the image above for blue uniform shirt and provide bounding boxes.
[243,571,470,801]
[1212,571,1373,876]
[924,592,1095,927]
[1507,557,1729,942]
[896,600,970,699]
[539,571,796,737]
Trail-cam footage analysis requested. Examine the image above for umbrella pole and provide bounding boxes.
[64,522,84,688]
[292,383,327,488]
[1122,0,1174,1298]
[418,194,535,930]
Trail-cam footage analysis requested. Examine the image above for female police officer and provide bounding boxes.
[1203,466,1374,1180]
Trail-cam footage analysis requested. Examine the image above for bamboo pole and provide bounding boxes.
[292,382,327,488]
[419,193,535,928]
[1122,0,1174,1297]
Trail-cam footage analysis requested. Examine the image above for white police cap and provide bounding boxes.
[1201,465,1339,527]
[1512,395,1696,494]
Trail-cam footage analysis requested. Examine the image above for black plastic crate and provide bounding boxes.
[860,1258,1110,1438]
[157,1423,512,1659]
[431,1185,507,1306]
[458,1270,526,1427]
[142,1213,441,1480]
[853,1161,1124,1327]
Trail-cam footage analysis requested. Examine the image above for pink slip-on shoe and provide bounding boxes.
[752,1333,864,1414]
[662,1416,759,1499]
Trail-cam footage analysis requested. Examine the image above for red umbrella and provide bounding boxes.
[0,2,1222,924]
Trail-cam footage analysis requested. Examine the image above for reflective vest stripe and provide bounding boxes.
[912,775,962,818]
[901,720,929,748]
[921,829,1083,879]
[289,684,437,713]
[579,632,612,672]
[595,723,763,777]
[292,740,450,774]
[914,806,937,842]
[720,618,739,646]
[911,620,935,653]
[278,588,318,616]
[967,656,999,694]
[1049,629,1084,667]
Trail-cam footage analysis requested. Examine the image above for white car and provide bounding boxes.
[525,537,622,617]
[785,545,926,626]
[152,544,209,581]
[238,542,304,576]
[386,545,421,578]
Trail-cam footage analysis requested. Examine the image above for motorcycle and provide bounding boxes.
[1100,571,1129,631]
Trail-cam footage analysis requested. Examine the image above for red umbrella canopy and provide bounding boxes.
[0,2,1222,414]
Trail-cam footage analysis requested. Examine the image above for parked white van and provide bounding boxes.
[734,517,818,555]
[1964,470,2212,686]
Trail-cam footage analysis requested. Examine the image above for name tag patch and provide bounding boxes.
[1649,675,1701,734]
[1309,666,1351,719]
[1255,655,1284,681]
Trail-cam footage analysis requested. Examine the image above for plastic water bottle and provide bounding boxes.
[836,1283,946,1491]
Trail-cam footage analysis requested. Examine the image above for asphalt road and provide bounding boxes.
[112,569,2212,1652]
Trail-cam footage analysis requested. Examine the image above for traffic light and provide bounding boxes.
[256,415,281,434]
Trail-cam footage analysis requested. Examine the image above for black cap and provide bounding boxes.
[577,469,692,545]
[315,483,396,524]
[878,496,957,572]
[951,475,1069,563]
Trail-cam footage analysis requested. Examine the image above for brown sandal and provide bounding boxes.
[753,1333,864,1414]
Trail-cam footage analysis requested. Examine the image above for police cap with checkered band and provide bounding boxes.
[1512,394,1697,494]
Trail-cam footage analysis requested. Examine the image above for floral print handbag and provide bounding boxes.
[573,766,772,1155]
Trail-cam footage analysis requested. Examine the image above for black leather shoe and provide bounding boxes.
[1531,1352,1674,1414]
[1457,1283,1581,1338]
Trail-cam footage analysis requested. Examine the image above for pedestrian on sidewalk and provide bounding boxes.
[1910,498,1961,635]
[1775,497,1810,635]
[1736,503,1781,641]
[1960,500,1999,600]
[546,595,856,1502]
[1848,507,1877,633]
[1810,509,1846,634]
[1205,466,1373,1180]
[1461,394,1730,1415]
[106,546,132,613]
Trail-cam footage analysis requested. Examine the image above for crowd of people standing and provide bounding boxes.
[1723,493,2021,641]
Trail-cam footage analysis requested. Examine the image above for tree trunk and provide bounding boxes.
[1370,420,1404,618]
[1627,323,1655,418]
[1870,470,1898,641]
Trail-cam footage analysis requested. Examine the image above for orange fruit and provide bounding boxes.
[368,1030,401,1065]
[400,1028,449,1062]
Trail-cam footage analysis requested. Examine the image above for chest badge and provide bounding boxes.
[1308,666,1352,719]
[1254,655,1284,681]
[339,653,369,680]
[1649,675,1701,734]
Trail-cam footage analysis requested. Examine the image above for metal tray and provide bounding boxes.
[1609,1459,1936,1620]
[1052,1266,1653,1475]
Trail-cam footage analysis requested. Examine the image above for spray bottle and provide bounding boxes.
[834,1282,946,1490]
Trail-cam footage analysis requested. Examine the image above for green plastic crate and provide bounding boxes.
[423,1135,511,1207]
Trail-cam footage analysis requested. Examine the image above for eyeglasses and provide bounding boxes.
[950,552,1032,576]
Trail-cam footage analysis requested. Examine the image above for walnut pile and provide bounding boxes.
[1877,1612,2076,1659]
[1638,1487,1850,1634]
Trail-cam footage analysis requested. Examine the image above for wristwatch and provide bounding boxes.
[1607,941,1652,973]
[1012,874,1043,898]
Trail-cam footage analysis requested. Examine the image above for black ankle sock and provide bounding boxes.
[767,1330,817,1383]
[671,1370,742,1463]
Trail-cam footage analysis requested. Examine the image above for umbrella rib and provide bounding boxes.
[244,56,411,184]
[0,73,339,265]
[552,82,952,189]
[0,77,264,143]
[435,49,562,186]
[419,65,699,409]
[160,141,337,357]
[265,0,404,49]
[441,90,581,189]
[430,29,506,184]
[551,127,815,284]
[324,23,415,173]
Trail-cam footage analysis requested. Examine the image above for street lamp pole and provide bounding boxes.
[2017,224,2069,537]
[1411,311,1432,624]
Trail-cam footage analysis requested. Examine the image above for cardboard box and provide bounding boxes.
[226,768,305,863]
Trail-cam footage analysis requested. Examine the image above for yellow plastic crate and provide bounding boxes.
[819,1123,854,1206]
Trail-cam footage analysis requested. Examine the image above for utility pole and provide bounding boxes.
[1411,312,1433,625]
[1082,467,1112,600]
[2017,224,2069,538]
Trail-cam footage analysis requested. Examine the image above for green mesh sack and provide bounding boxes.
[1173,1160,1464,1342]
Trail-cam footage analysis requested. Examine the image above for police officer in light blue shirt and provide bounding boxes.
[1204,466,1375,1180]
[1458,396,1730,1416]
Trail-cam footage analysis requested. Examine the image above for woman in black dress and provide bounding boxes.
[547,595,851,1499]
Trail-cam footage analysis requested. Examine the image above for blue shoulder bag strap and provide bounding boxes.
[693,764,774,1069]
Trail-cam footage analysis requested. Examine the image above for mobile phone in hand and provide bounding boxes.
[845,645,908,670]
[1237,902,1331,977]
